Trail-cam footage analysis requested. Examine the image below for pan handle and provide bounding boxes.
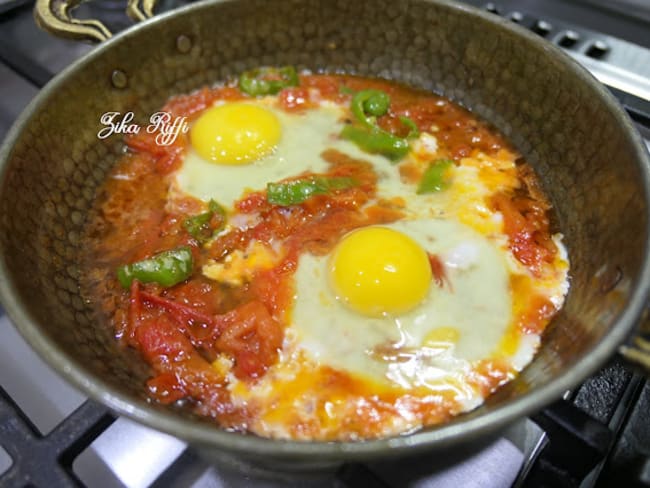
[619,308,650,373]
[33,0,157,43]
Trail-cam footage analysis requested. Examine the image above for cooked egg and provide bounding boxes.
[175,99,362,206]
[174,98,419,209]
[291,220,513,386]
[203,240,278,286]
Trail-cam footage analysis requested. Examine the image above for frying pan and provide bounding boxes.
[1,0,649,474]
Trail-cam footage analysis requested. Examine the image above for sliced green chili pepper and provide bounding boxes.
[208,199,225,214]
[399,116,420,139]
[351,89,391,128]
[340,124,410,162]
[117,246,194,289]
[342,89,418,162]
[239,66,299,96]
[267,176,358,206]
[183,199,226,242]
[417,159,454,194]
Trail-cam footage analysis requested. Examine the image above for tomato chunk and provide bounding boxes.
[214,301,283,379]
[278,87,312,111]
[491,192,556,276]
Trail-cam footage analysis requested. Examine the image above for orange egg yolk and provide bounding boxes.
[328,227,432,317]
[190,103,281,164]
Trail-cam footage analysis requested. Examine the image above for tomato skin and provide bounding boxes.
[278,87,312,111]
[125,131,167,156]
[214,301,284,379]
[427,253,450,289]
[146,373,185,404]
[300,75,346,102]
[235,192,267,213]
[164,86,245,119]
[491,192,555,276]
[154,146,184,174]
[125,127,186,175]
[251,264,295,323]
[135,314,193,362]
[133,313,235,411]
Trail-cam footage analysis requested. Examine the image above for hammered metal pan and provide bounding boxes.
[1,0,649,473]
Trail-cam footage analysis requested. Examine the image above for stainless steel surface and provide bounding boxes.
[561,32,650,100]
[0,315,85,435]
[70,419,535,487]
[568,47,650,101]
[477,0,650,48]
[74,418,186,488]
[464,1,650,101]
[574,0,650,24]
[367,421,542,488]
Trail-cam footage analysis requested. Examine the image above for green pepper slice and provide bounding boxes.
[117,246,194,289]
[399,116,420,139]
[183,199,226,242]
[342,88,418,162]
[340,125,410,162]
[239,66,299,96]
[351,89,391,128]
[267,176,358,206]
[417,159,454,194]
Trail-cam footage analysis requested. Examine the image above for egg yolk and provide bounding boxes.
[328,227,432,317]
[190,103,281,164]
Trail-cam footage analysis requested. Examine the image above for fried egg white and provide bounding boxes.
[293,220,512,382]
[174,100,332,206]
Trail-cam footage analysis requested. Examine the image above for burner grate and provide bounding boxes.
[0,387,114,487]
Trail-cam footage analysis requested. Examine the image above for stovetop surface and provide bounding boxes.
[0,1,649,487]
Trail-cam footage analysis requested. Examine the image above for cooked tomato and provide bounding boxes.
[491,192,556,276]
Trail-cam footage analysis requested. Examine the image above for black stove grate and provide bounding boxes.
[0,387,114,487]
[526,361,649,487]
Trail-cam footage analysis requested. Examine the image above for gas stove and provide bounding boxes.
[0,1,649,487]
